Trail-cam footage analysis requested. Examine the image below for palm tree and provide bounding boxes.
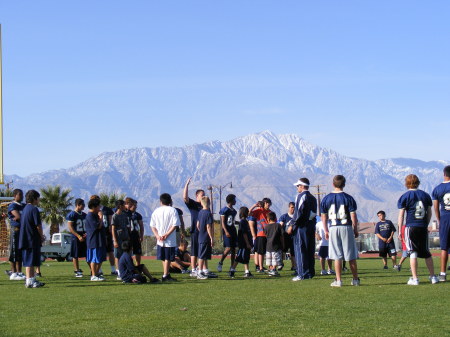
[40,185,74,237]
[99,192,126,209]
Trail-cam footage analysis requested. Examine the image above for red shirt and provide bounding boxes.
[252,208,270,237]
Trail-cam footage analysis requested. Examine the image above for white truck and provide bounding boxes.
[40,233,73,262]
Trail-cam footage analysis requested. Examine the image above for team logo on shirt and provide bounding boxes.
[444,193,450,211]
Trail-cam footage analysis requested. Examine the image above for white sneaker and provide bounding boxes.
[91,276,104,281]
[320,270,327,275]
[10,273,26,281]
[327,269,336,275]
[330,279,343,287]
[292,276,303,282]
[407,277,419,286]
[189,269,198,277]
[197,272,208,280]
[351,278,360,286]
[429,275,439,284]
[217,263,223,272]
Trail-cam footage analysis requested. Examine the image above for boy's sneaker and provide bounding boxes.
[342,267,349,272]
[407,277,419,286]
[330,279,343,287]
[91,276,104,281]
[74,270,83,278]
[5,270,12,276]
[277,263,284,271]
[150,277,160,283]
[243,272,254,278]
[111,270,118,276]
[438,274,446,282]
[207,271,218,278]
[189,269,198,277]
[292,276,303,282]
[29,280,45,288]
[96,275,105,281]
[197,272,208,280]
[255,265,260,272]
[327,269,336,275]
[261,267,268,273]
[320,270,327,275]
[116,276,122,281]
[35,273,42,278]
[268,270,279,277]
[217,262,223,272]
[351,278,361,286]
[383,265,388,270]
[395,265,402,272]
[229,270,235,278]
[181,269,191,274]
[429,275,439,284]
[10,273,26,281]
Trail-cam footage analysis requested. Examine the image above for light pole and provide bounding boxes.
[208,182,233,217]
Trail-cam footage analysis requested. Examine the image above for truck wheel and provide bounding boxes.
[40,254,46,262]
[56,257,65,262]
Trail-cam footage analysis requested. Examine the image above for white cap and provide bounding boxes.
[293,179,309,187]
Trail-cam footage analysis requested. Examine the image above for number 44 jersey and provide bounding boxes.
[397,189,432,228]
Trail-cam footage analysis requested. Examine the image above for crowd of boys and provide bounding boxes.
[5,165,450,288]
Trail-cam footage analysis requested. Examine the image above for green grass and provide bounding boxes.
[1,257,450,337]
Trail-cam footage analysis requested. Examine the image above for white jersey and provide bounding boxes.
[150,205,180,247]
[315,221,329,247]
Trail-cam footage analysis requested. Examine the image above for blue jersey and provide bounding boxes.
[101,206,114,229]
[279,213,292,232]
[185,198,202,233]
[197,209,213,244]
[130,212,143,232]
[397,189,432,227]
[432,182,450,218]
[85,212,101,249]
[66,211,87,235]
[118,251,135,283]
[7,202,25,227]
[219,206,237,227]
[375,220,396,239]
[292,191,317,227]
[18,204,42,249]
[320,192,357,226]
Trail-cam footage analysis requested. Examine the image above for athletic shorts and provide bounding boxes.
[157,246,176,261]
[254,236,267,255]
[378,241,397,257]
[223,226,238,248]
[114,246,124,259]
[86,248,106,263]
[283,232,295,255]
[404,226,431,259]
[9,228,22,263]
[318,245,329,259]
[235,248,250,264]
[266,250,281,266]
[439,216,450,250]
[130,232,142,255]
[71,236,87,258]
[190,231,199,257]
[329,226,358,261]
[22,247,41,267]
[402,250,410,258]
[105,232,114,253]
[198,242,212,260]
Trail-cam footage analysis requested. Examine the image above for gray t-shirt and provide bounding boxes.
[112,212,130,244]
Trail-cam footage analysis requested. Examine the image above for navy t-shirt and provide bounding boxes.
[7,202,25,227]
[101,206,114,229]
[432,182,450,218]
[279,213,292,232]
[118,251,135,283]
[320,192,357,226]
[18,204,42,249]
[185,198,202,233]
[238,219,252,249]
[375,220,396,240]
[197,209,213,244]
[85,212,101,249]
[130,212,143,232]
[66,211,87,236]
[397,189,432,227]
[219,206,237,227]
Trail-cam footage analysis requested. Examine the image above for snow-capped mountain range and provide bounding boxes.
[7,131,448,230]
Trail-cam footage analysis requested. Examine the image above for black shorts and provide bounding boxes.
[254,237,267,255]
[105,232,114,253]
[130,232,142,255]
[405,226,431,259]
[71,236,87,258]
[379,241,397,257]
[198,242,212,260]
[9,228,22,263]
[235,248,250,264]
[190,231,199,257]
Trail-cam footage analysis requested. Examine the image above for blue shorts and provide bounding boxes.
[22,248,41,267]
[318,246,329,259]
[439,217,450,250]
[235,248,250,264]
[71,236,87,258]
[223,226,238,248]
[157,246,176,261]
[402,250,410,258]
[198,242,212,260]
[130,232,142,255]
[87,248,106,263]
[190,231,199,257]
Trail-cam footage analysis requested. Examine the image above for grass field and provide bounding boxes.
[1,256,449,337]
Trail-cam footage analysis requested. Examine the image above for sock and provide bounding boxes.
[203,269,209,274]
[245,270,249,274]
[111,265,116,272]
[230,268,235,272]
[163,274,167,278]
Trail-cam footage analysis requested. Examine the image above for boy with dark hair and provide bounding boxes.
[375,210,399,270]
[229,207,254,278]
[183,177,205,277]
[112,199,131,280]
[279,202,296,272]
[129,200,144,265]
[151,193,180,282]
[432,165,450,282]
[264,211,283,276]
[217,194,237,272]
[398,174,438,285]
[321,175,360,287]
[250,197,272,272]
[85,198,105,281]
[19,190,45,288]
[119,241,159,284]
[196,196,214,280]
[67,198,88,278]
[170,240,191,274]
[7,189,26,281]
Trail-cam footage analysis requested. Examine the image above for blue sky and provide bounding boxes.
[1,1,449,177]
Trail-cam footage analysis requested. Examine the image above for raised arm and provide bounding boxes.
[183,177,192,203]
